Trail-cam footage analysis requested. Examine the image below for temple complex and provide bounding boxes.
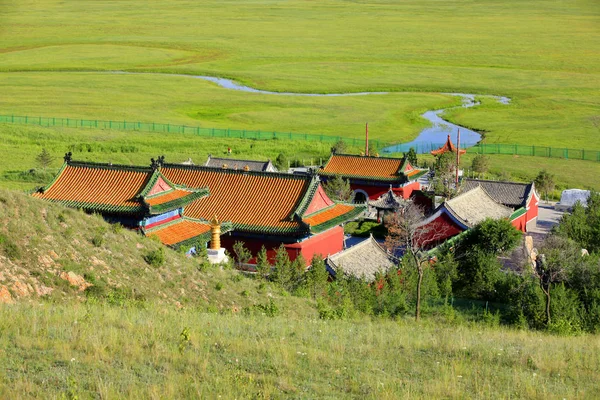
[318,154,428,202]
[34,155,365,264]
[160,161,365,263]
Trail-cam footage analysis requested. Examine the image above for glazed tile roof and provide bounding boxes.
[145,218,212,247]
[319,154,427,182]
[33,161,208,215]
[430,135,466,156]
[161,164,362,235]
[327,235,397,281]
[205,156,277,172]
[161,165,311,234]
[303,204,365,233]
[461,179,535,208]
[32,162,151,213]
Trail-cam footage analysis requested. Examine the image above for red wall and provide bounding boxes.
[285,226,344,265]
[526,194,539,224]
[511,214,527,232]
[415,212,465,248]
[218,226,344,266]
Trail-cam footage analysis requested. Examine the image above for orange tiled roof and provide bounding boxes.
[145,189,194,206]
[303,204,355,227]
[430,135,467,156]
[161,165,312,234]
[146,219,211,246]
[32,163,150,212]
[320,154,403,180]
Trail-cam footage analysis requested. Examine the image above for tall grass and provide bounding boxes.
[0,302,598,399]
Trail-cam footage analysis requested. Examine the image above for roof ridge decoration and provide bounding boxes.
[162,162,306,180]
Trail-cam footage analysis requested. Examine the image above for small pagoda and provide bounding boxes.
[430,135,466,156]
[368,186,407,222]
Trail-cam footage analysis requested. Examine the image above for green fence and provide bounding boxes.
[0,114,381,149]
[470,143,600,162]
[1,113,599,162]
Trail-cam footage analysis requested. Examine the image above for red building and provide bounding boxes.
[460,179,539,232]
[318,154,428,202]
[33,155,365,265]
[414,186,528,248]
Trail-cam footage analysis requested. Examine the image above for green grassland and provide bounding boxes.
[3,302,599,399]
[1,189,599,399]
[0,0,598,149]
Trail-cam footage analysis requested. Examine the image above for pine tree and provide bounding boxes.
[305,254,330,299]
[272,244,292,289]
[255,246,271,280]
[323,175,353,202]
[36,148,54,171]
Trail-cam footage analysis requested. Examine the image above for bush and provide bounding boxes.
[144,247,165,267]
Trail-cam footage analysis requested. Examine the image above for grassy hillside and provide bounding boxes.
[0,188,313,317]
[1,190,599,398]
[2,302,599,399]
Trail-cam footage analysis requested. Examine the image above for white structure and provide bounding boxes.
[555,189,590,211]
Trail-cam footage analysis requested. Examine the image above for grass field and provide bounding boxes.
[2,302,599,399]
[0,0,599,149]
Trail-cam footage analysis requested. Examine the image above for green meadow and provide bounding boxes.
[0,0,598,149]
[3,302,599,399]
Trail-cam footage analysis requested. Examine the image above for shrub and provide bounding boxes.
[144,247,165,267]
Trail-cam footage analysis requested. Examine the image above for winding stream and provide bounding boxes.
[102,71,512,153]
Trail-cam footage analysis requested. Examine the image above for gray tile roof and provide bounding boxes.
[205,156,276,172]
[462,179,535,208]
[327,235,397,281]
[368,187,407,210]
[445,186,514,227]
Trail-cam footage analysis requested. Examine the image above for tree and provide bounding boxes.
[330,139,347,155]
[403,147,418,167]
[432,152,457,197]
[323,175,353,202]
[534,235,581,326]
[453,218,522,298]
[383,203,450,321]
[535,169,555,203]
[555,191,600,254]
[305,254,330,299]
[272,244,293,289]
[255,246,271,280]
[36,148,54,171]
[470,154,489,176]
[274,153,288,171]
[232,241,252,268]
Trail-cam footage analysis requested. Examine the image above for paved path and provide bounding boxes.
[527,202,564,246]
